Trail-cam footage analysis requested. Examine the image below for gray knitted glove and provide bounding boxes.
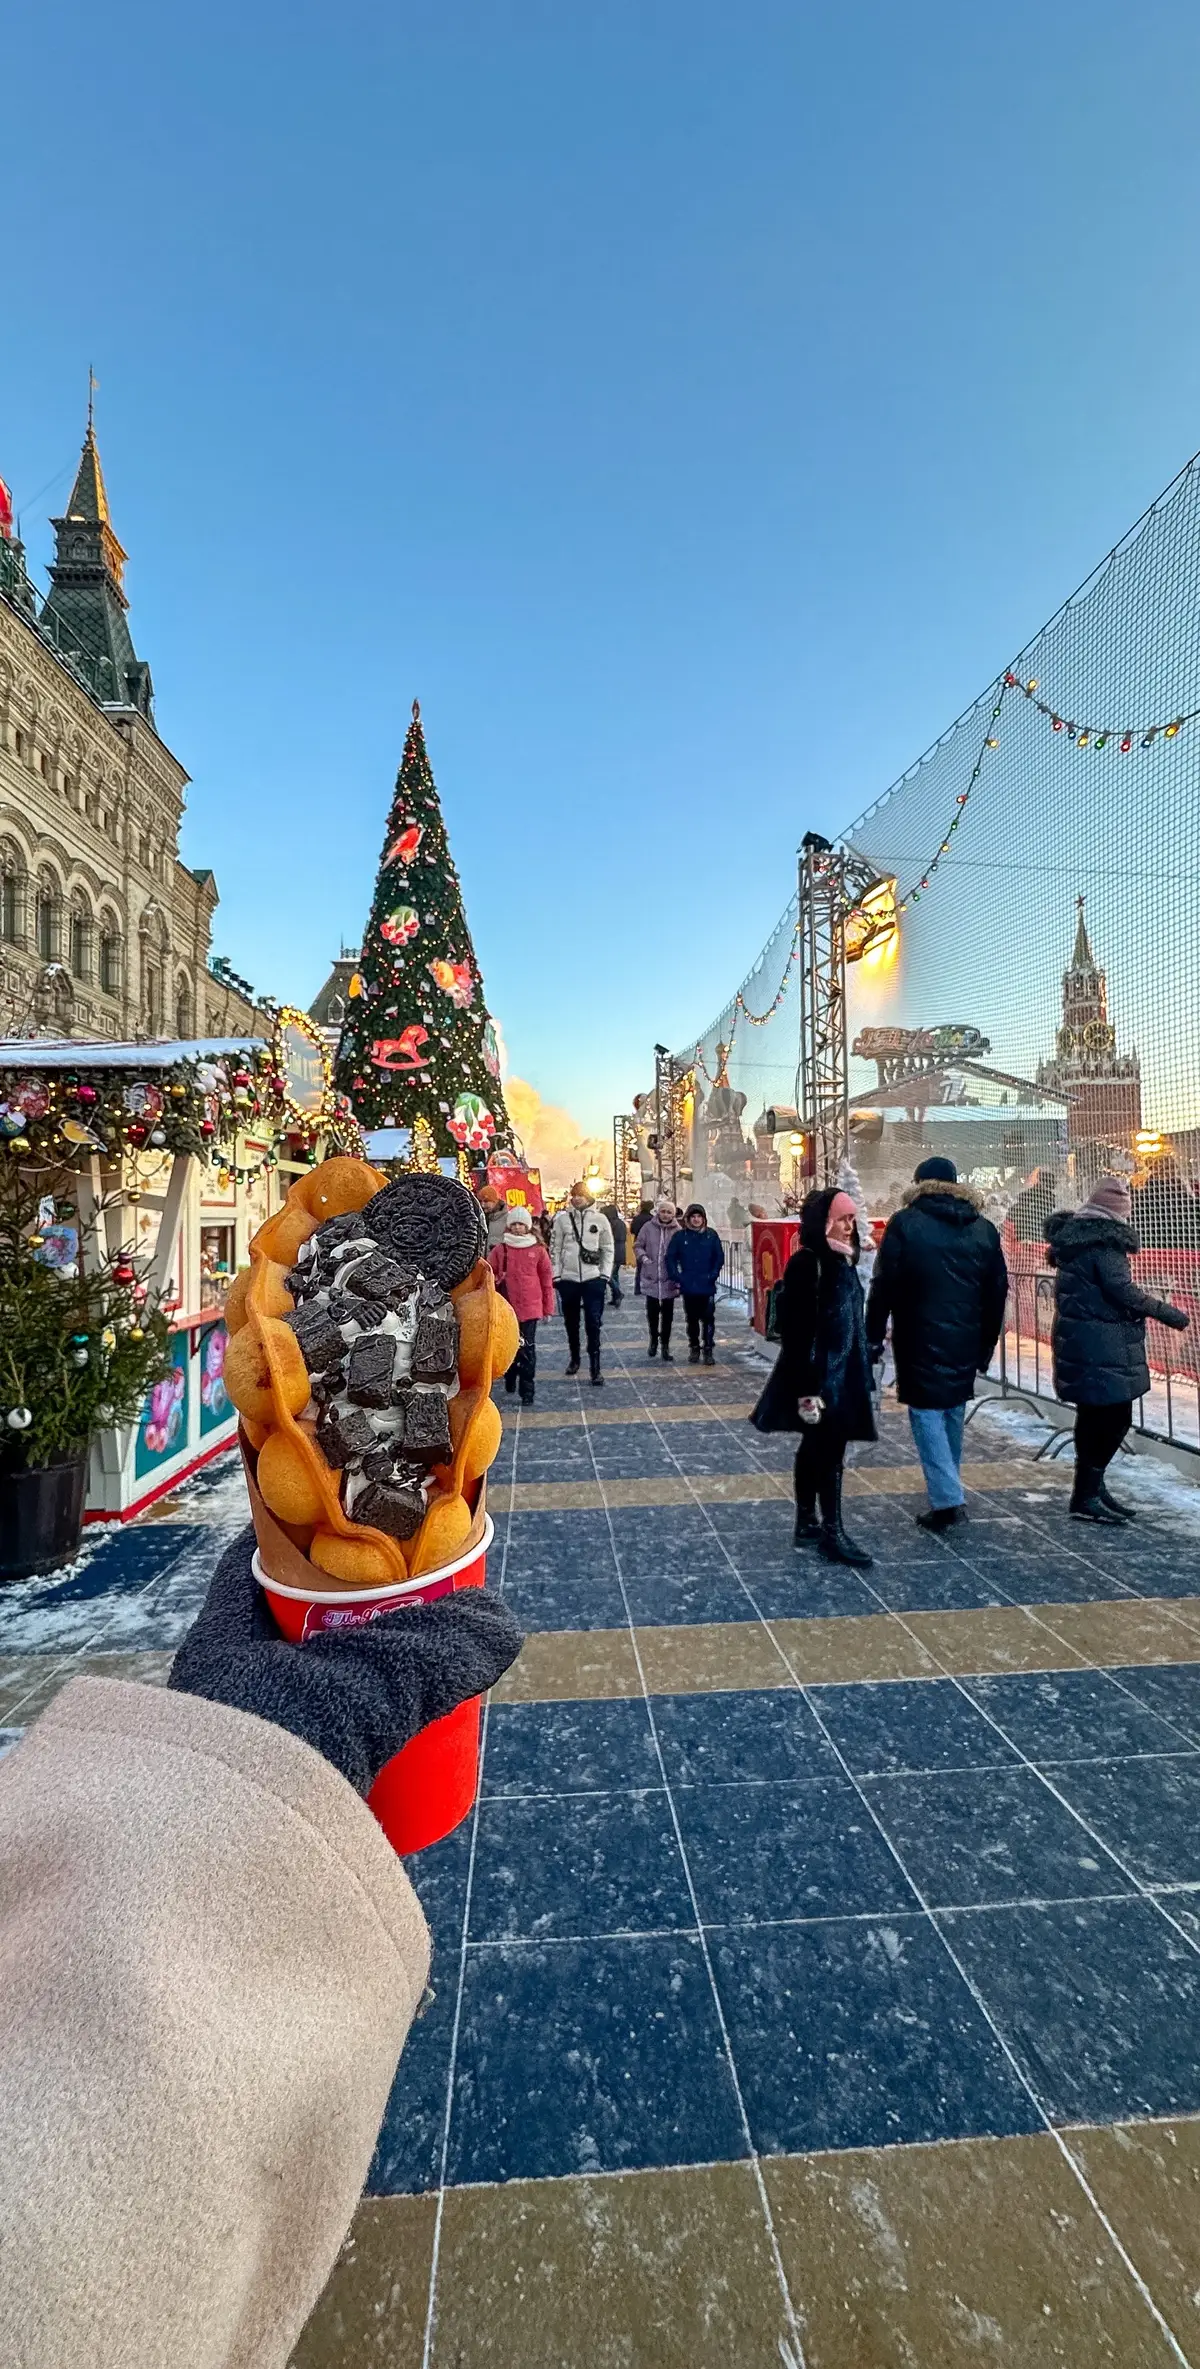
[168,1526,523,1795]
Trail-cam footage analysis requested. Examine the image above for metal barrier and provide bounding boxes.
[718,1239,750,1302]
[987,1267,1200,1455]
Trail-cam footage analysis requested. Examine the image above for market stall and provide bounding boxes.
[0,1008,360,1528]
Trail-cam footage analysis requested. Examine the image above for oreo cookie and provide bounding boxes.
[345,1333,397,1408]
[316,1403,377,1468]
[403,1390,452,1465]
[360,1173,486,1291]
[285,1303,348,1374]
[355,1473,426,1541]
[411,1311,458,1383]
[343,1251,413,1305]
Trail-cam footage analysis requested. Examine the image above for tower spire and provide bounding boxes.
[1071,892,1095,973]
[40,394,152,716]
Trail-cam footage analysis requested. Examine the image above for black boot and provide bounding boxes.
[504,1370,517,1395]
[702,1349,715,1365]
[647,1339,659,1359]
[660,1344,674,1363]
[589,1351,604,1388]
[1099,1475,1135,1520]
[817,1470,874,1568]
[688,1347,701,1365]
[916,1505,967,1535]
[793,1499,822,1548]
[1070,1463,1125,1524]
[565,1358,581,1376]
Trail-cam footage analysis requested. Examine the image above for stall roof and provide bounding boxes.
[0,1037,268,1070]
[364,1127,412,1160]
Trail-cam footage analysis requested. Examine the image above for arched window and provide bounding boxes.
[35,871,62,962]
[0,844,24,945]
[175,977,192,1040]
[69,893,93,981]
[327,993,345,1022]
[99,916,122,996]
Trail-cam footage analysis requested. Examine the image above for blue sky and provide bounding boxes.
[5,0,1200,1135]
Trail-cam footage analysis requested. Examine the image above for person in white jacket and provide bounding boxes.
[550,1184,614,1384]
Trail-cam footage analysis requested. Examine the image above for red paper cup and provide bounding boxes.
[252,1515,494,1855]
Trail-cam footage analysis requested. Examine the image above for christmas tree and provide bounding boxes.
[335,702,509,1157]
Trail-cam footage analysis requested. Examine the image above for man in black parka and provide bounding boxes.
[866,1156,1008,1531]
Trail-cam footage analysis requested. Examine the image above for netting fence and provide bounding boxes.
[667,449,1200,1445]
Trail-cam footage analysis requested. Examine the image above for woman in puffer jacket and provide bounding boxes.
[489,1203,555,1405]
[635,1196,682,1360]
[1046,1173,1189,1523]
[665,1203,725,1363]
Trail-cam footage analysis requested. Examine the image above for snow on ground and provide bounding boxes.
[970,1395,1200,1540]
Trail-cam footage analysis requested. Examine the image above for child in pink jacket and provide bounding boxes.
[488,1203,556,1405]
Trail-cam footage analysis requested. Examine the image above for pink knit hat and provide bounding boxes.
[1083,1174,1132,1222]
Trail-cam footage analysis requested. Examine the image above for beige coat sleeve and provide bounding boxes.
[0,1676,431,2369]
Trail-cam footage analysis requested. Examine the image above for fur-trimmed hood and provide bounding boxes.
[899,1177,984,1226]
[1044,1208,1141,1260]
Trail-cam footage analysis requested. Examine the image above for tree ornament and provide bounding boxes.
[72,1348,89,1368]
[113,1261,136,1286]
[380,905,420,946]
[128,1325,144,1342]
[6,1406,32,1431]
[150,1128,166,1146]
[8,1136,30,1156]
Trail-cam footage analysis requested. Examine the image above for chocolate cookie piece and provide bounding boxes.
[355,1474,426,1542]
[285,1303,348,1374]
[316,1402,377,1468]
[343,1251,413,1305]
[360,1173,486,1291]
[403,1389,452,1465]
[411,1311,458,1382]
[345,1333,397,1409]
[317,1211,376,1251]
[338,1298,388,1334]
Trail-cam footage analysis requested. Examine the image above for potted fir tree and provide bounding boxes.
[0,1167,171,1580]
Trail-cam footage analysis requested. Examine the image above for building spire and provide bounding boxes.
[1071,892,1096,972]
[40,391,152,717]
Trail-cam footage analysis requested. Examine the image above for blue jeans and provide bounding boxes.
[909,1405,966,1509]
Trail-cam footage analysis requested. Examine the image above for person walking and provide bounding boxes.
[635,1196,682,1360]
[550,1184,614,1383]
[630,1198,655,1241]
[665,1202,725,1363]
[750,1187,877,1566]
[601,1202,628,1305]
[477,1183,508,1251]
[1045,1174,1189,1521]
[488,1203,556,1406]
[866,1156,1008,1533]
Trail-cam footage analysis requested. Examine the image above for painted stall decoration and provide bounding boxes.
[199,1322,230,1433]
[750,1215,800,1339]
[135,1332,191,1478]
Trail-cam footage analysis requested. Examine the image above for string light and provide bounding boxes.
[1002,671,1194,747]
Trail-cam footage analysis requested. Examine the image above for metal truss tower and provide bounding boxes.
[797,833,895,1185]
[612,1112,640,1217]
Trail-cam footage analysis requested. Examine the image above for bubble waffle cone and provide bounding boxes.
[225,1155,518,1589]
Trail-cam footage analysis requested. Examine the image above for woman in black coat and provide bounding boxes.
[750,1186,877,1567]
[1045,1174,1189,1523]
